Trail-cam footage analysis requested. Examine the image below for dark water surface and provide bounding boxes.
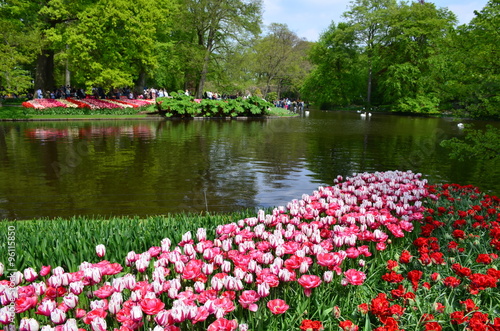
[1,110,499,220]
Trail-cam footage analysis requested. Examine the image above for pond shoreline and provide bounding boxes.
[0,115,295,122]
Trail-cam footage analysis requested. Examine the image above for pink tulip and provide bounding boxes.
[298,274,322,297]
[69,281,84,295]
[63,293,78,309]
[257,282,270,297]
[207,318,238,331]
[343,269,366,285]
[155,309,171,326]
[130,305,143,322]
[267,299,289,315]
[0,306,14,324]
[238,290,260,312]
[20,317,39,331]
[50,308,66,324]
[35,299,56,316]
[323,270,334,283]
[192,306,209,324]
[95,244,106,258]
[15,296,38,313]
[23,267,38,282]
[140,298,165,315]
[11,271,23,286]
[90,316,107,331]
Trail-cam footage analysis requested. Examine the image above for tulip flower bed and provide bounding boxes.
[22,98,155,111]
[0,170,499,331]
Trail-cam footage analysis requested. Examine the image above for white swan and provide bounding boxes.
[457,123,464,129]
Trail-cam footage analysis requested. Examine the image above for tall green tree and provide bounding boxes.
[444,0,499,117]
[342,0,396,106]
[0,3,38,96]
[301,22,365,107]
[178,0,262,98]
[251,23,307,98]
[377,1,456,113]
[64,0,178,92]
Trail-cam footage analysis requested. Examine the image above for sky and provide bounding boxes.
[261,0,490,41]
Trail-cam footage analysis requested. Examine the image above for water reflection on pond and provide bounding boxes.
[0,110,498,220]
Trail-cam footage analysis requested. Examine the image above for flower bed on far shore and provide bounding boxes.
[0,170,499,331]
[22,98,155,110]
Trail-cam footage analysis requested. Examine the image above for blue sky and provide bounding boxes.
[262,0,490,41]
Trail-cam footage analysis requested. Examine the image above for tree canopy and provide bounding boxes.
[0,0,498,119]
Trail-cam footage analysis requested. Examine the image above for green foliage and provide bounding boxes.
[0,106,31,119]
[301,22,365,107]
[442,0,500,118]
[266,92,278,102]
[157,94,272,117]
[440,125,500,161]
[0,211,256,271]
[395,95,441,114]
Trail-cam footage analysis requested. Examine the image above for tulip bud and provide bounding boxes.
[23,267,38,283]
[155,310,170,326]
[333,305,341,319]
[0,306,14,324]
[95,244,106,258]
[323,271,334,283]
[90,316,107,331]
[196,227,207,241]
[11,271,23,286]
[52,266,65,276]
[20,317,40,331]
[181,231,192,243]
[69,281,84,295]
[202,263,214,275]
[0,263,4,277]
[63,293,79,309]
[130,305,143,322]
[108,299,121,315]
[50,308,67,324]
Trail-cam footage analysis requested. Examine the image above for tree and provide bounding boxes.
[342,0,397,106]
[0,5,38,96]
[441,125,500,161]
[443,0,500,118]
[64,0,178,92]
[377,1,456,113]
[301,22,365,107]
[178,0,262,98]
[251,23,307,98]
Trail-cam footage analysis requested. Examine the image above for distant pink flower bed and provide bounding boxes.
[22,98,154,110]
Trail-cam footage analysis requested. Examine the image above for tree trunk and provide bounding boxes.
[34,49,55,93]
[366,58,372,106]
[196,52,210,99]
[134,70,147,96]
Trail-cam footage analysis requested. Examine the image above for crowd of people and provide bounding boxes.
[274,98,306,112]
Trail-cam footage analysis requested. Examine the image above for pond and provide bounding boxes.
[0,110,499,220]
